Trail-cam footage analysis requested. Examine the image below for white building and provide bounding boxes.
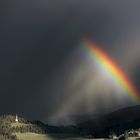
[15,114,18,123]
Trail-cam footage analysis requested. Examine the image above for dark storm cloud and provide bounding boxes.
[1,0,140,122]
[0,0,85,119]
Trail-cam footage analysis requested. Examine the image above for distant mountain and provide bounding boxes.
[78,105,140,138]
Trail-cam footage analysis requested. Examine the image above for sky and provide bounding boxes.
[1,0,140,125]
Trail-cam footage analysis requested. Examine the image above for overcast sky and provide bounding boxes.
[1,1,140,124]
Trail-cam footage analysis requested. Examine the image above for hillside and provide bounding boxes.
[78,105,140,137]
[0,115,84,140]
[0,115,47,140]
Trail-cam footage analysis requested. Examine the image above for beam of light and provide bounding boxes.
[48,40,140,125]
[83,40,140,103]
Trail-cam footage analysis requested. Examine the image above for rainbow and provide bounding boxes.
[83,41,140,103]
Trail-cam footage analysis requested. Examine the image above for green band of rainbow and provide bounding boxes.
[83,41,140,103]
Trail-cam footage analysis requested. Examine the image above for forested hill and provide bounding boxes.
[0,115,48,140]
[0,115,80,140]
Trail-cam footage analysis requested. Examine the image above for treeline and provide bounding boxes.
[11,125,47,134]
[0,115,29,124]
[0,134,17,140]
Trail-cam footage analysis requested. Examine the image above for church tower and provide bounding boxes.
[15,114,18,123]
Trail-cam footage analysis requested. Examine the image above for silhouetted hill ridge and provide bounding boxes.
[78,105,140,137]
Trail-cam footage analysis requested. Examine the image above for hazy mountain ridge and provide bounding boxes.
[78,105,140,137]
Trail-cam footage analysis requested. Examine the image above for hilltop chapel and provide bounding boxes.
[15,114,18,123]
